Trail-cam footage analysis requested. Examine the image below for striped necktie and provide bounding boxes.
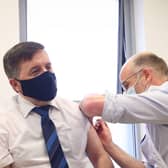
[32,105,69,168]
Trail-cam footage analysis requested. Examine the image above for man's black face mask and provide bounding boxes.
[17,71,57,101]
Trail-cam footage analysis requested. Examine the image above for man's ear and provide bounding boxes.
[9,79,22,93]
[142,68,153,82]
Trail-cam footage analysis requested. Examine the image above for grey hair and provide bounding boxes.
[132,52,168,77]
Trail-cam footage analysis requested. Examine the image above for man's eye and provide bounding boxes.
[46,64,52,71]
[123,84,129,90]
[31,68,40,76]
[46,65,52,70]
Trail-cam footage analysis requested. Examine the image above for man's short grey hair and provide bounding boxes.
[133,52,168,77]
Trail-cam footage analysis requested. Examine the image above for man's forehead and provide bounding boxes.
[18,51,50,73]
[120,62,134,82]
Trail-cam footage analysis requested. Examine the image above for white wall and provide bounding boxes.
[134,0,168,62]
[0,0,19,99]
[144,0,168,62]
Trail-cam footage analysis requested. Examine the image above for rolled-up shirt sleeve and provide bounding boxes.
[102,89,168,124]
[102,92,124,122]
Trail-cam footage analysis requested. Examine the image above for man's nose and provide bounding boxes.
[41,67,48,73]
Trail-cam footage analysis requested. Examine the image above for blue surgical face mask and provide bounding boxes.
[17,71,57,101]
[124,72,141,95]
[125,86,136,95]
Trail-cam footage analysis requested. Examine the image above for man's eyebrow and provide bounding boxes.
[46,62,52,66]
[30,65,39,70]
[29,65,40,73]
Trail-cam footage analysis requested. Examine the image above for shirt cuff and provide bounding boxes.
[102,91,114,122]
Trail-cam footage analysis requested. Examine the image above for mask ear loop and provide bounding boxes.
[9,78,22,93]
[14,78,20,82]
[134,72,142,87]
[130,71,142,89]
[144,76,151,92]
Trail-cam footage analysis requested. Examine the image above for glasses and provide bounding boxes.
[121,69,143,91]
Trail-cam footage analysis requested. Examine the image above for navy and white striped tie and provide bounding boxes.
[33,105,69,168]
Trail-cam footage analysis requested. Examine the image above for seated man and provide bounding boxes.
[0,41,113,168]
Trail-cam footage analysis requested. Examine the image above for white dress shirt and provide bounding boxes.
[102,81,168,168]
[0,95,93,168]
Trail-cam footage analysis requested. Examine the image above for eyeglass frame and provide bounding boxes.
[121,68,143,91]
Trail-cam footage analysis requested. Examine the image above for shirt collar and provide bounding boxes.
[147,81,168,91]
[17,95,60,118]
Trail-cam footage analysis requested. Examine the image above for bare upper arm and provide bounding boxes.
[86,125,111,166]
